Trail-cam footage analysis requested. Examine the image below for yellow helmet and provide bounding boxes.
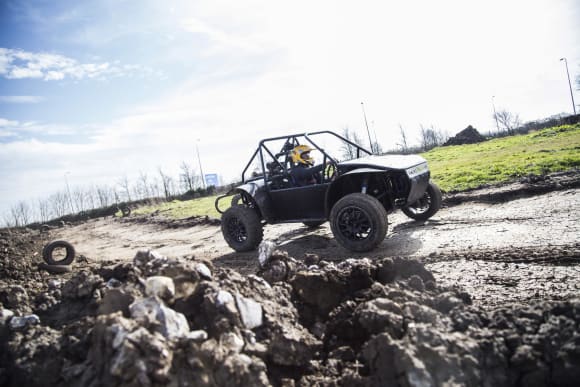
[291,145,314,166]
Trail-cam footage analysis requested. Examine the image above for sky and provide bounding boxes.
[0,0,579,222]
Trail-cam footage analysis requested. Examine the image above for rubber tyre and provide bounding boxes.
[330,193,388,252]
[402,181,442,221]
[221,205,263,252]
[303,221,325,229]
[43,240,76,265]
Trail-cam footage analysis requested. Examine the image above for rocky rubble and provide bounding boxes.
[1,243,579,386]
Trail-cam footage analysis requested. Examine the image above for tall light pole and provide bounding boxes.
[491,96,500,134]
[371,120,379,153]
[560,57,577,115]
[360,102,374,153]
[196,139,206,189]
[64,171,74,213]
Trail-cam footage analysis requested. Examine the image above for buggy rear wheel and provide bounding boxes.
[330,193,388,252]
[402,181,442,220]
[221,205,263,252]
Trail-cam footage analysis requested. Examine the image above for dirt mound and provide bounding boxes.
[1,246,579,386]
[444,170,580,205]
[444,125,487,146]
[0,228,48,281]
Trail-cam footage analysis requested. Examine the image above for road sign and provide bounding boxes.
[205,174,219,187]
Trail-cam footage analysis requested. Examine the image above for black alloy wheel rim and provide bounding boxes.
[226,218,247,243]
[337,206,372,241]
[409,192,431,215]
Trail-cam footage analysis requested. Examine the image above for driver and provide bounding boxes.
[290,145,324,186]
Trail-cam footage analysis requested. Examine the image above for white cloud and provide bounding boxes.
[0,117,87,138]
[0,95,45,103]
[0,48,159,81]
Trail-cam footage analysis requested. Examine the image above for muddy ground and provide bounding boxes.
[1,170,579,386]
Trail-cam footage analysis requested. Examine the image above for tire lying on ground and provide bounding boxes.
[221,205,263,252]
[120,206,131,217]
[402,181,442,221]
[330,193,388,252]
[42,240,76,265]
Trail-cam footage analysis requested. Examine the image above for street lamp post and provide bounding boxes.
[196,140,206,189]
[360,102,374,153]
[560,57,577,115]
[492,96,500,134]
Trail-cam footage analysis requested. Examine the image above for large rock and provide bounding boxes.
[129,297,190,339]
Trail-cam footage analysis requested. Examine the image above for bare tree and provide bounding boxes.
[158,168,175,200]
[494,109,522,135]
[397,124,409,153]
[419,125,436,151]
[10,201,31,226]
[85,186,97,210]
[38,198,51,223]
[96,185,113,208]
[371,140,383,154]
[2,213,15,228]
[180,162,197,192]
[419,125,447,151]
[49,191,69,218]
[340,127,364,160]
[72,187,88,212]
[118,175,132,202]
[137,172,151,199]
[148,176,161,199]
[113,188,121,204]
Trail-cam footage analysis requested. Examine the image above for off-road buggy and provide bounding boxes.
[215,131,441,252]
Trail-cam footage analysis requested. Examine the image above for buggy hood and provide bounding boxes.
[339,154,427,171]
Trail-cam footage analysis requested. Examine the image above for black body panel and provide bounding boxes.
[268,183,329,222]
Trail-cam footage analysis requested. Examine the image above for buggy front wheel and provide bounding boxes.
[402,181,442,221]
[330,193,388,252]
[221,206,263,252]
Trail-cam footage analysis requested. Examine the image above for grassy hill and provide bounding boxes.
[134,124,580,219]
[424,124,580,191]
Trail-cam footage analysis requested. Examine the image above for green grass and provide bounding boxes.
[423,124,580,191]
[133,124,580,219]
[132,195,223,219]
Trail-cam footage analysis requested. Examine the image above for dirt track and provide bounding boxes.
[51,175,580,309]
[2,171,580,386]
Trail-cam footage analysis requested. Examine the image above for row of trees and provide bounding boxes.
[342,106,567,157]
[3,161,207,228]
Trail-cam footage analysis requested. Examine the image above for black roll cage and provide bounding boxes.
[240,131,372,186]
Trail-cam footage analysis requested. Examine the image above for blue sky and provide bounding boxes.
[0,0,579,223]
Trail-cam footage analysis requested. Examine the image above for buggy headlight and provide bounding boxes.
[406,163,429,178]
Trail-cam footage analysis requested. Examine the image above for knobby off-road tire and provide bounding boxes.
[402,181,442,221]
[330,193,388,252]
[221,205,263,252]
[43,240,76,265]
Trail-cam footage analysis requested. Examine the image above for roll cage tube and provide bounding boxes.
[240,131,373,184]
